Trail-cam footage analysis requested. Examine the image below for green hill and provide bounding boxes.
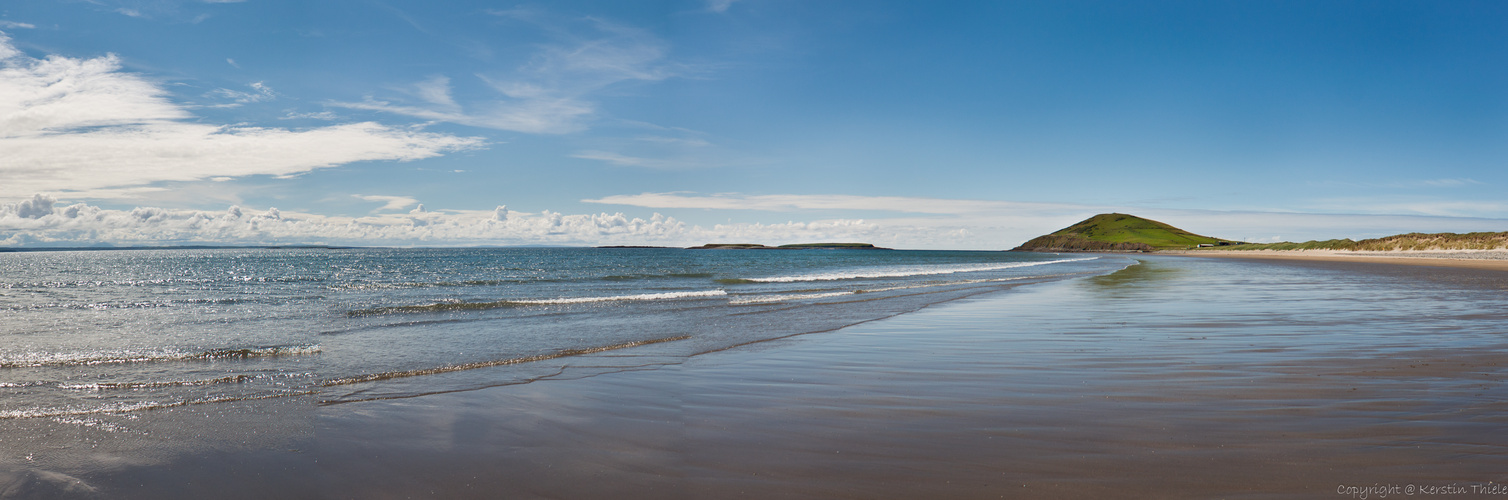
[1011,213,1237,252]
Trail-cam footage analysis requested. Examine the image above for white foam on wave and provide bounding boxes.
[0,345,322,368]
[729,276,1035,305]
[742,258,1097,283]
[513,290,727,305]
[0,391,316,420]
[730,291,854,305]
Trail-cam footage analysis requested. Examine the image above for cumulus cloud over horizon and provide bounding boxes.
[0,194,958,248]
[0,33,484,200]
[7,193,1508,250]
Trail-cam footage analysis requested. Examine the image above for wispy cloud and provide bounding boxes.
[584,192,1094,215]
[330,14,682,134]
[355,194,420,212]
[281,110,338,120]
[0,34,484,200]
[706,0,740,13]
[413,75,458,110]
[1306,198,1508,218]
[635,136,711,147]
[570,126,733,169]
[1418,178,1481,187]
[571,150,685,168]
[1310,178,1486,189]
[0,21,36,29]
[207,81,276,107]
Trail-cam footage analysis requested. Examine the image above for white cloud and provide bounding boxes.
[5,193,1507,250]
[0,196,697,247]
[355,195,420,212]
[0,193,1016,249]
[0,35,484,200]
[330,15,679,134]
[0,33,20,60]
[0,21,37,29]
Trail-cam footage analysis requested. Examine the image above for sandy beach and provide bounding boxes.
[17,255,1498,499]
[1178,249,1508,271]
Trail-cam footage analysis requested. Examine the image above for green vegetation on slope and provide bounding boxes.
[1012,213,1236,252]
[689,242,888,250]
[1204,232,1508,252]
[688,243,770,249]
[776,243,883,249]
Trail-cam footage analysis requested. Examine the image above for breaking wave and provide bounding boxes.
[321,335,691,386]
[349,290,728,316]
[0,345,321,369]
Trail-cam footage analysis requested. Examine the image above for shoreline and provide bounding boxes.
[10,255,1508,498]
[1167,248,1508,271]
[304,257,1508,498]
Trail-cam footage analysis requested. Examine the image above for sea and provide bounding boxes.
[0,247,1131,422]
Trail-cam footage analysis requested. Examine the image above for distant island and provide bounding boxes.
[688,243,890,250]
[596,245,675,249]
[1011,213,1243,252]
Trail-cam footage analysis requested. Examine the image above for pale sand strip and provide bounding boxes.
[1172,249,1508,271]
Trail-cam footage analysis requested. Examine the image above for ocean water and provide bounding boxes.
[0,247,1129,421]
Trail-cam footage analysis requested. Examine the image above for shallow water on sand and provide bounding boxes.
[0,247,1121,422]
[4,254,1508,498]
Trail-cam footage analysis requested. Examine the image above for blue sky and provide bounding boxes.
[1,0,1506,248]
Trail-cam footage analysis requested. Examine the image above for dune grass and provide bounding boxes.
[1208,232,1508,252]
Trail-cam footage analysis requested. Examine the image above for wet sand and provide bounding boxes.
[15,256,1508,498]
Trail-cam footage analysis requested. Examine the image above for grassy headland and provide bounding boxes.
[1197,232,1508,252]
[1011,213,1241,252]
